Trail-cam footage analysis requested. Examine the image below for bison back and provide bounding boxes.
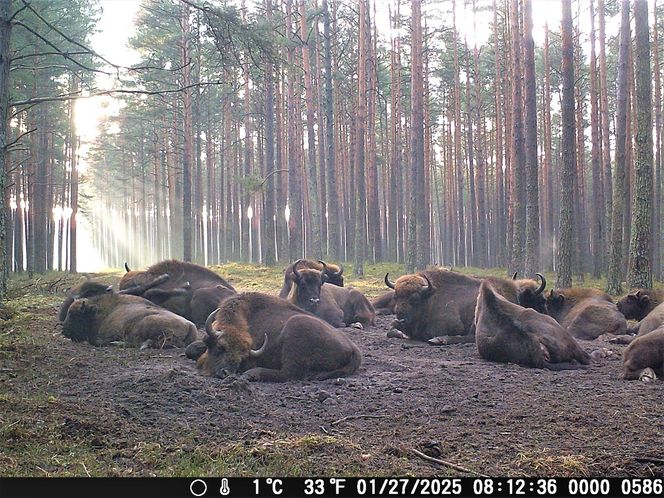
[278,315,362,380]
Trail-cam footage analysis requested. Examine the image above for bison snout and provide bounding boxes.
[309,298,320,304]
[216,368,230,378]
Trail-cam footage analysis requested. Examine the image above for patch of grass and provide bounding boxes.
[515,449,592,476]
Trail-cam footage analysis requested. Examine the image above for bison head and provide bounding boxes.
[61,298,101,342]
[198,309,268,377]
[58,281,113,322]
[513,273,547,314]
[385,272,435,328]
[617,290,655,320]
[545,289,565,314]
[291,260,327,313]
[318,260,344,287]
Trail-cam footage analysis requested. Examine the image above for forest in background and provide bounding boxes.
[1,0,663,300]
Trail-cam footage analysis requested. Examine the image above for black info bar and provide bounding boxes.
[1,477,663,497]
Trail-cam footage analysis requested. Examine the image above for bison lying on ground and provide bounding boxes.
[371,290,395,315]
[58,274,171,323]
[616,289,664,336]
[384,268,547,342]
[546,288,626,340]
[279,259,344,299]
[475,281,591,370]
[120,260,236,327]
[621,326,664,380]
[194,292,362,382]
[287,261,375,328]
[60,282,198,348]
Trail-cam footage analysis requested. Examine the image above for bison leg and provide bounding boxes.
[118,273,170,296]
[427,334,475,346]
[242,367,290,383]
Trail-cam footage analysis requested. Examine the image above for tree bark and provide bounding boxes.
[556,0,576,289]
[628,0,654,289]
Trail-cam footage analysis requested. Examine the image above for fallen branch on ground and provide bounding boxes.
[331,414,386,426]
[410,448,489,477]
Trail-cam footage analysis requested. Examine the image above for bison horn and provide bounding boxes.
[385,273,396,289]
[422,274,434,295]
[124,262,131,272]
[204,308,221,338]
[249,333,269,358]
[512,271,518,280]
[319,260,343,277]
[292,259,304,282]
[535,273,546,295]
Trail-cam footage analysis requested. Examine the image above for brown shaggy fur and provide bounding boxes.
[196,292,361,382]
[119,259,235,327]
[546,288,624,340]
[474,282,590,370]
[61,292,198,348]
[279,259,344,298]
[616,289,664,322]
[371,290,396,315]
[621,326,664,380]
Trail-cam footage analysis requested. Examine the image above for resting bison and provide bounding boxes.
[58,274,170,323]
[371,290,395,315]
[287,261,375,328]
[60,284,198,348]
[120,260,236,327]
[384,268,547,342]
[621,326,664,380]
[546,288,626,340]
[195,292,362,382]
[616,289,664,337]
[279,259,344,299]
[475,281,591,370]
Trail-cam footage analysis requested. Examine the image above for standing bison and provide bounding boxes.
[279,259,344,299]
[475,281,591,370]
[120,260,236,327]
[195,292,362,382]
[60,282,198,348]
[384,268,547,342]
[616,289,664,336]
[545,288,626,340]
[286,261,375,328]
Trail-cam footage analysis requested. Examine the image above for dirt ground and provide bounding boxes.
[2,272,663,477]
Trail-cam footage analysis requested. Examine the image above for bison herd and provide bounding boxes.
[56,259,664,383]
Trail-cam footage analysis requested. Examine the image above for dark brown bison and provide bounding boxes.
[195,292,362,382]
[545,288,626,340]
[279,259,344,299]
[615,289,664,338]
[120,260,236,327]
[475,281,591,370]
[61,285,198,348]
[621,326,664,380]
[287,261,375,328]
[58,274,171,323]
[384,268,547,342]
[371,290,395,315]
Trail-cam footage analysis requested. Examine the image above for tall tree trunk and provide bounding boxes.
[628,0,654,289]
[300,0,321,257]
[598,0,613,259]
[652,0,662,280]
[263,0,276,266]
[452,0,465,266]
[322,0,339,261]
[286,0,302,260]
[354,0,368,276]
[181,4,193,262]
[606,0,631,295]
[556,0,576,289]
[523,0,539,277]
[510,0,525,275]
[589,0,604,279]
[409,0,427,270]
